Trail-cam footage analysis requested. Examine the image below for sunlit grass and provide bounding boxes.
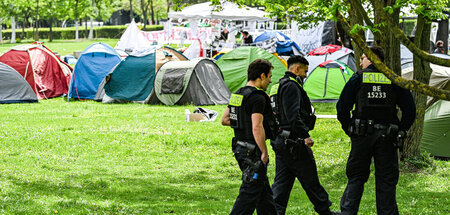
[0,98,448,214]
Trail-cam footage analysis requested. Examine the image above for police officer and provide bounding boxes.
[222,59,278,214]
[336,46,416,215]
[270,55,338,215]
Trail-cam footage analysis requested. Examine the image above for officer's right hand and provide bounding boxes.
[305,137,314,147]
[261,153,269,165]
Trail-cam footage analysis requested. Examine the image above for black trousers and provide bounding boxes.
[271,137,332,215]
[230,143,277,215]
[340,130,399,215]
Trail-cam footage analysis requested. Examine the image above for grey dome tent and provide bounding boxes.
[148,58,230,105]
[0,62,38,104]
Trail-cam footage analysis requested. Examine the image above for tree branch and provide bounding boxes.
[335,10,450,101]
[371,0,450,67]
[349,0,383,41]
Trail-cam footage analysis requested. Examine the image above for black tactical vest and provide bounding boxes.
[228,86,277,141]
[354,70,397,120]
[270,76,316,131]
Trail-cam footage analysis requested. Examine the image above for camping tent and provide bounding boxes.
[98,49,156,103]
[0,62,38,104]
[305,45,356,75]
[215,46,287,93]
[168,1,273,21]
[0,44,72,99]
[156,46,189,70]
[115,19,152,52]
[421,100,450,158]
[304,60,354,101]
[148,58,230,105]
[254,31,303,56]
[68,43,122,100]
[402,53,450,107]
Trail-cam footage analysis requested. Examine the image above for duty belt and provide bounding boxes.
[236,141,256,151]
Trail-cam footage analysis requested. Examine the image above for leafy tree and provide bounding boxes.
[263,0,450,158]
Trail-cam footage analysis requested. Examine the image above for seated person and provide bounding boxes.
[219,29,229,41]
[242,31,253,44]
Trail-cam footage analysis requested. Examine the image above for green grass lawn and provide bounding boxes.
[0,39,120,56]
[0,99,448,214]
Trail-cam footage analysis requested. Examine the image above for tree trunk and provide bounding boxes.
[11,16,16,43]
[75,20,79,41]
[49,17,53,42]
[141,0,148,29]
[0,19,3,43]
[348,4,364,70]
[21,21,25,40]
[436,19,448,54]
[402,14,432,159]
[150,0,155,26]
[85,15,88,39]
[374,0,401,74]
[89,0,94,39]
[130,0,134,21]
[35,0,39,41]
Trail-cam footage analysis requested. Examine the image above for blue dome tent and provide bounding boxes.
[68,43,121,100]
[254,31,303,56]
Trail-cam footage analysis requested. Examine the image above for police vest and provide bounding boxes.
[270,76,316,131]
[228,86,277,141]
[354,70,397,120]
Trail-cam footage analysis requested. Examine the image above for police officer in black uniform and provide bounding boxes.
[337,46,416,215]
[222,59,278,215]
[270,55,338,215]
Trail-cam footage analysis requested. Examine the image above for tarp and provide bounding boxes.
[401,53,450,107]
[0,44,72,99]
[304,60,354,101]
[291,20,337,53]
[103,49,156,102]
[215,46,287,93]
[168,1,273,21]
[148,58,230,105]
[0,62,38,104]
[254,31,303,56]
[156,46,188,71]
[115,20,152,52]
[421,100,450,158]
[305,45,356,75]
[68,43,121,100]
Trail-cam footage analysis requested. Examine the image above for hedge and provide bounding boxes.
[0,25,163,40]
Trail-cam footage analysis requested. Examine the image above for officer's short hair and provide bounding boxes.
[370,46,385,62]
[287,55,309,69]
[248,59,273,81]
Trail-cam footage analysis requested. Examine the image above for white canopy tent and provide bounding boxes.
[168,1,273,21]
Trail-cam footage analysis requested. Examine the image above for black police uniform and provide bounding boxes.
[336,64,416,215]
[270,72,333,215]
[228,86,277,215]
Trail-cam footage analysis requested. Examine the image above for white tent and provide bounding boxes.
[168,1,273,21]
[115,20,152,52]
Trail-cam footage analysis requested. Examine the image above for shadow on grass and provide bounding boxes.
[4,170,238,214]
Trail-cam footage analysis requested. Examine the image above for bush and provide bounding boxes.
[0,25,163,40]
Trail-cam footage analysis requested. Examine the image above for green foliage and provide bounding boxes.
[403,151,434,169]
[0,25,163,41]
[0,97,447,214]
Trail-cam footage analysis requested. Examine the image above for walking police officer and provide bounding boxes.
[270,55,338,215]
[222,59,278,214]
[337,46,416,215]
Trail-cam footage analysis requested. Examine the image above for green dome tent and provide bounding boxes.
[304,60,354,101]
[421,100,450,158]
[215,46,287,93]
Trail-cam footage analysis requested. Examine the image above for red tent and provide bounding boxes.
[308,44,342,56]
[0,44,72,99]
